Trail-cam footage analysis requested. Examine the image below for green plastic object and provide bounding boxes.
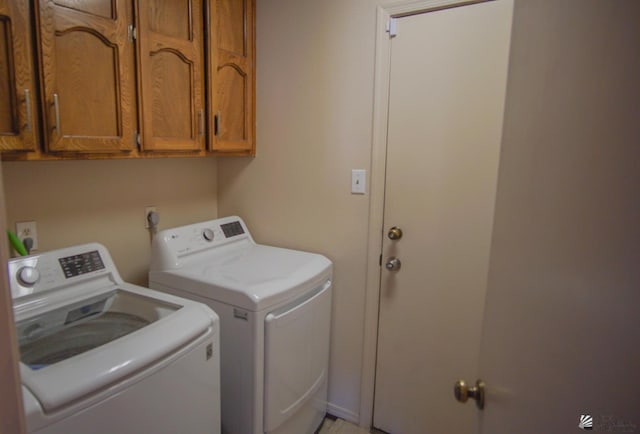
[7,230,28,256]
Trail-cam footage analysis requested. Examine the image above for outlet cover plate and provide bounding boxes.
[16,221,38,251]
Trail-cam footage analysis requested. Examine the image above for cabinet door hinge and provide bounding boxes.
[128,25,137,41]
[135,132,141,147]
[386,18,398,38]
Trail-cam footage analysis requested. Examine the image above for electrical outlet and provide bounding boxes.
[16,221,38,252]
[145,206,157,228]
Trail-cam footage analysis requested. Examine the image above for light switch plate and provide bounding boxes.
[352,169,366,194]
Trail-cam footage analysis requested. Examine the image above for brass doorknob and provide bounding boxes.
[388,226,403,240]
[454,379,485,410]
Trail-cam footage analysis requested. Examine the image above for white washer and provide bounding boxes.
[149,216,332,434]
[9,243,220,434]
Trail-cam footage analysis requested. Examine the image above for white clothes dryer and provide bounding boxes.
[9,243,220,434]
[149,216,332,434]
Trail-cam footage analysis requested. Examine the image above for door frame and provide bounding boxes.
[359,0,492,427]
[0,162,26,433]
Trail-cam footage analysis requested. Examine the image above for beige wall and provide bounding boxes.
[217,0,397,420]
[2,158,218,285]
[0,0,391,422]
[218,0,640,424]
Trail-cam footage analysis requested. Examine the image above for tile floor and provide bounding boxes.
[318,417,372,434]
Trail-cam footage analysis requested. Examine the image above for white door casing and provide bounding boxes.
[0,159,26,433]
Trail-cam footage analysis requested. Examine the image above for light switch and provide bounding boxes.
[351,169,366,194]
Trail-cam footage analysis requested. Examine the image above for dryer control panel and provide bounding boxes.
[150,216,254,271]
[220,221,245,238]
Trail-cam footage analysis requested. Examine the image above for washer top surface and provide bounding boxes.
[9,243,217,414]
[149,217,332,311]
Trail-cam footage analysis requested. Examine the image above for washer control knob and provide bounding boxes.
[203,228,215,242]
[17,266,40,287]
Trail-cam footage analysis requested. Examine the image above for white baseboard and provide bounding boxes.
[327,402,359,424]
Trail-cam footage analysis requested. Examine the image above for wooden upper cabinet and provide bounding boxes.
[0,0,38,152]
[136,0,205,152]
[3,0,254,159]
[37,0,137,153]
[208,0,255,154]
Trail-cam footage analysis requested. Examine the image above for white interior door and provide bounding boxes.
[476,1,640,432]
[373,2,513,433]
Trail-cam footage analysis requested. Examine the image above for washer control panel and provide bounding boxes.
[59,250,105,278]
[8,243,116,301]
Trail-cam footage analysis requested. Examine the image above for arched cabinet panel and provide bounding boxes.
[217,64,246,142]
[150,50,193,139]
[54,30,119,137]
[38,0,136,153]
[137,0,204,152]
[207,0,255,154]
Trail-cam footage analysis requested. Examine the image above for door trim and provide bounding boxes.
[0,162,26,433]
[359,0,493,427]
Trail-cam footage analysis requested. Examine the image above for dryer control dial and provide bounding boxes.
[203,228,215,242]
[17,266,40,287]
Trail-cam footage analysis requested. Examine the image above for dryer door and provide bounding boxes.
[263,280,332,432]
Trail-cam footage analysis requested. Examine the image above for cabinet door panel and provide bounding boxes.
[38,0,136,153]
[55,29,119,136]
[217,0,244,55]
[137,0,204,152]
[53,0,115,20]
[0,0,38,152]
[208,0,254,153]
[0,17,16,133]
[216,63,245,141]
[149,0,190,40]
[150,50,192,138]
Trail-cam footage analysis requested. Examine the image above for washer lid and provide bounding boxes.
[152,244,332,311]
[18,283,216,413]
